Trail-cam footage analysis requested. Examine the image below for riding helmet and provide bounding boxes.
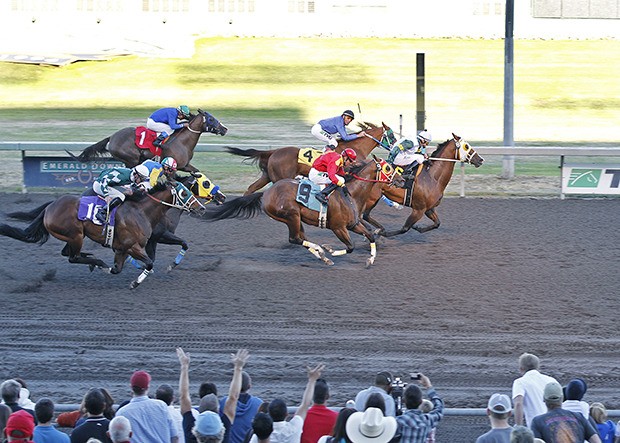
[177,105,190,118]
[342,110,355,119]
[161,157,178,171]
[342,148,357,161]
[417,129,432,144]
[132,164,150,181]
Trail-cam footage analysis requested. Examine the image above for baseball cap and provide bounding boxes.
[195,410,224,436]
[130,370,151,389]
[487,393,512,413]
[5,409,35,438]
[543,382,563,402]
[565,378,587,401]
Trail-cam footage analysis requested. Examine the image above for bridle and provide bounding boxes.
[351,158,400,184]
[146,182,205,212]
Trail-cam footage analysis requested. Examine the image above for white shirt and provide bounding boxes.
[512,369,558,427]
[250,415,304,443]
[168,405,185,443]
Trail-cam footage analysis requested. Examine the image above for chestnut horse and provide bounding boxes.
[0,180,205,288]
[225,122,394,195]
[67,109,228,172]
[361,134,484,237]
[202,156,403,267]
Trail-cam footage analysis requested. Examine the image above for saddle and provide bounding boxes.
[135,126,163,157]
[297,148,324,167]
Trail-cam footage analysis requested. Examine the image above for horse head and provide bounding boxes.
[355,121,395,152]
[197,109,228,136]
[451,133,484,167]
[168,180,207,216]
[346,155,405,188]
[188,172,227,205]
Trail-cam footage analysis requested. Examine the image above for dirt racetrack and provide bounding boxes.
[0,193,619,435]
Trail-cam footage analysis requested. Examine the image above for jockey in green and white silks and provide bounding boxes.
[92,165,150,223]
[387,129,432,174]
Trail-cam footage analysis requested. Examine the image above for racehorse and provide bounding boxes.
[6,174,226,273]
[67,109,228,172]
[361,134,484,237]
[0,180,205,289]
[225,122,394,195]
[202,156,403,267]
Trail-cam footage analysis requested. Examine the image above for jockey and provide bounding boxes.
[147,105,191,148]
[309,148,357,205]
[139,157,178,189]
[311,110,367,152]
[93,164,150,224]
[387,129,432,177]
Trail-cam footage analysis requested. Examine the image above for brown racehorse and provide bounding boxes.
[7,174,226,272]
[67,109,228,172]
[225,122,394,195]
[202,156,403,267]
[361,134,484,237]
[0,180,205,289]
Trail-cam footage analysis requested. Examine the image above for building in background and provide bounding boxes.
[0,0,618,60]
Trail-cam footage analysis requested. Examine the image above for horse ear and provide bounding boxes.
[452,133,461,140]
[197,108,204,114]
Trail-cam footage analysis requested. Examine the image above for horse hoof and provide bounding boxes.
[167,263,177,273]
[129,281,140,289]
[365,257,375,268]
[321,244,334,254]
[88,264,95,272]
[324,259,334,266]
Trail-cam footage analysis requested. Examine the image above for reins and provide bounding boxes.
[145,186,202,212]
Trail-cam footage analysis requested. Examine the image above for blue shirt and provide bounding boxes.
[395,388,443,443]
[150,107,185,130]
[116,395,178,443]
[34,425,71,443]
[141,160,166,187]
[318,116,358,141]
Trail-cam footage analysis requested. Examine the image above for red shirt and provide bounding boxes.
[301,404,338,443]
[312,151,345,184]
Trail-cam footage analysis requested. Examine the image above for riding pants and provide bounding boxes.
[311,124,338,149]
[92,182,127,203]
[146,118,173,135]
[393,151,425,167]
[309,168,343,188]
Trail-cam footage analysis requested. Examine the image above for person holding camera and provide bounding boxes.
[354,372,396,417]
[393,373,443,443]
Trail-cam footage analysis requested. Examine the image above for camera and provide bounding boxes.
[410,372,422,380]
[390,376,407,415]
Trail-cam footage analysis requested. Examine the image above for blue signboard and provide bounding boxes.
[23,156,125,188]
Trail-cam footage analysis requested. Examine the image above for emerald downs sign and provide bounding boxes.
[562,164,620,195]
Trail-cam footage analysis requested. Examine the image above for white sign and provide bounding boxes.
[562,164,620,195]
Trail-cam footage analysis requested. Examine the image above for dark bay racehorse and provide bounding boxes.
[67,109,228,172]
[361,134,484,237]
[0,181,205,288]
[203,156,403,267]
[226,122,394,195]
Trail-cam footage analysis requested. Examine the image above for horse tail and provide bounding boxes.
[225,146,274,174]
[6,201,53,221]
[0,207,49,245]
[203,192,263,221]
[66,137,111,162]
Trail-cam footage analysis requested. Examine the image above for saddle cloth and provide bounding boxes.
[295,178,326,212]
[297,147,324,167]
[135,126,162,157]
[78,196,118,226]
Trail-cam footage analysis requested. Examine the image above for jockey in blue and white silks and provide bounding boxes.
[311,110,367,152]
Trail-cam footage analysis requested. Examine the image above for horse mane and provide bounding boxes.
[344,159,371,182]
[356,121,379,131]
[149,181,169,194]
[430,139,452,158]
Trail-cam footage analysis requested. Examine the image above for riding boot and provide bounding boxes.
[153,132,168,148]
[96,197,122,224]
[316,183,338,204]
[402,161,420,180]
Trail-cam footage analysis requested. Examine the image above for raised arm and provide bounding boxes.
[223,349,250,423]
[294,363,325,420]
[177,347,192,415]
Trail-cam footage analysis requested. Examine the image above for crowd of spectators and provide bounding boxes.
[1,351,618,443]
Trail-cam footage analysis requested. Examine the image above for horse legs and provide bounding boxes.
[61,242,109,270]
[282,217,333,265]
[113,245,154,289]
[156,230,190,272]
[244,174,271,195]
[361,201,388,236]
[413,207,441,233]
[324,223,377,268]
[382,207,426,238]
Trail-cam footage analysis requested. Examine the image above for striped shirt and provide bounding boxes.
[395,388,443,443]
